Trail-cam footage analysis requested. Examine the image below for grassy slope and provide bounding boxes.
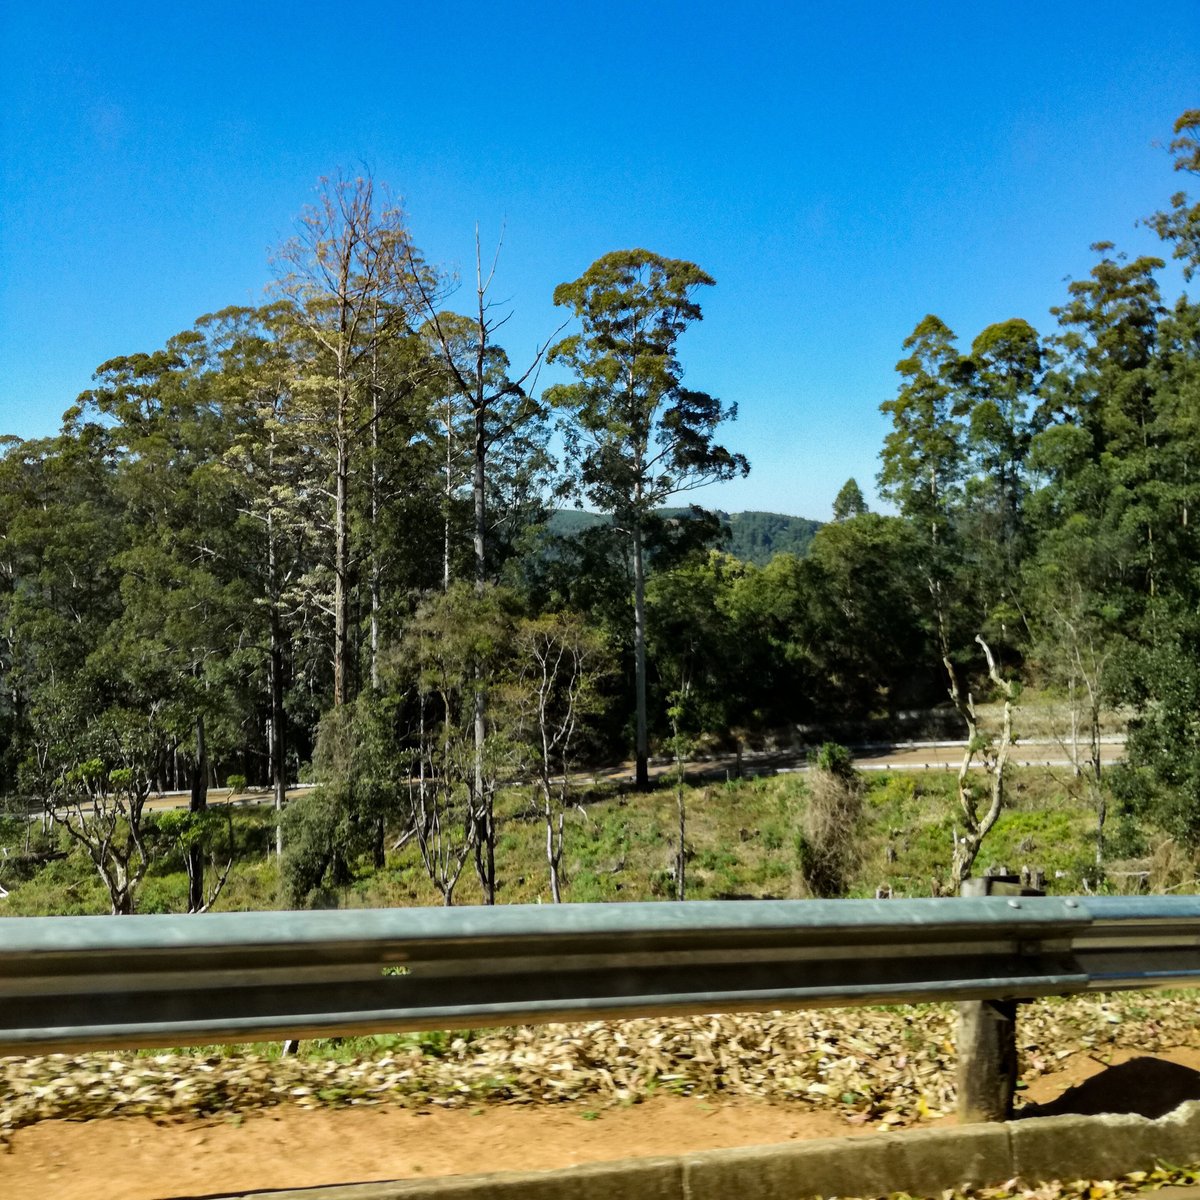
[0,767,1122,917]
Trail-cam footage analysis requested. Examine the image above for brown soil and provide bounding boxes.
[2,1095,870,1200]
[5,1049,1200,1200]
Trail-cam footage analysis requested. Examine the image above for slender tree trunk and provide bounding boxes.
[547,798,563,904]
[675,747,686,902]
[473,402,487,593]
[370,362,381,692]
[472,401,495,904]
[1091,702,1105,866]
[332,255,352,708]
[443,398,453,591]
[948,637,1015,889]
[266,431,287,859]
[334,425,349,706]
[1069,677,1081,778]
[632,515,649,790]
[188,713,208,913]
[269,609,287,859]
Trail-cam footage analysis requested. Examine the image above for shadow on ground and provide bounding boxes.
[1021,1056,1200,1120]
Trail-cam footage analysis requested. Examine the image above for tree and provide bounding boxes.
[1146,109,1200,280]
[831,478,868,521]
[508,612,607,902]
[23,694,164,916]
[802,514,936,716]
[647,551,745,736]
[202,304,313,857]
[404,234,557,901]
[963,318,1041,633]
[547,250,748,788]
[75,322,265,908]
[878,314,971,671]
[880,318,1019,886]
[0,430,125,792]
[1044,244,1165,609]
[271,173,423,707]
[946,636,1019,890]
[400,584,516,906]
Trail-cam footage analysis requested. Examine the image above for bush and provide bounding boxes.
[281,785,358,906]
[797,744,864,898]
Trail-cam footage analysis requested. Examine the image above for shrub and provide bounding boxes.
[797,743,864,898]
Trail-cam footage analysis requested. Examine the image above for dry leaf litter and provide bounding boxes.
[3,992,1198,1143]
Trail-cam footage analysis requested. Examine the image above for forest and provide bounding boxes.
[0,111,1198,915]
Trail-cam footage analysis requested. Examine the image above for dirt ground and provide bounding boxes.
[4,1048,1199,1200]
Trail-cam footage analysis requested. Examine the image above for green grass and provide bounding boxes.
[0,764,1176,916]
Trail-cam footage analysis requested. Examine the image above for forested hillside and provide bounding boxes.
[2,111,1199,913]
[547,508,822,566]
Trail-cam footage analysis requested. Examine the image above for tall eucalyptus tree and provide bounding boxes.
[547,250,747,789]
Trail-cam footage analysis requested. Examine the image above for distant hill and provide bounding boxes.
[546,508,821,567]
[720,510,821,565]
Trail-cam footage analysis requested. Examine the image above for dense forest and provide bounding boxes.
[547,509,823,567]
[1,111,1198,913]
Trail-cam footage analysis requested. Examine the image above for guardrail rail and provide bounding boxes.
[3,895,1200,1120]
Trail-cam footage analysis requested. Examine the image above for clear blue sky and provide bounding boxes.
[1,1,1196,519]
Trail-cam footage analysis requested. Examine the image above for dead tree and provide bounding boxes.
[947,635,1017,890]
[404,228,562,903]
[511,614,603,902]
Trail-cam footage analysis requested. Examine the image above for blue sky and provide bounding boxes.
[1,1,1196,519]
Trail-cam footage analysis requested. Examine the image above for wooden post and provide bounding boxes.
[956,996,1018,1122]
[955,874,1040,1123]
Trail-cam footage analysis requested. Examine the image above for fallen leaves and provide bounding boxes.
[1,990,1197,1152]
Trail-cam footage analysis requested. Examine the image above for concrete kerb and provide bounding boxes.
[1011,1101,1200,1182]
[218,1104,1200,1200]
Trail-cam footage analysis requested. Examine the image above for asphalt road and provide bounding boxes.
[20,735,1126,821]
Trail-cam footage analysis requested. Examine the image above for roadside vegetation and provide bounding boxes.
[2,110,1199,914]
[0,758,1183,917]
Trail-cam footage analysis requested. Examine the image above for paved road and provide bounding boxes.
[19,736,1126,821]
[584,736,1125,786]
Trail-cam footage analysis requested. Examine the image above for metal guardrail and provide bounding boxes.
[2,895,1200,1056]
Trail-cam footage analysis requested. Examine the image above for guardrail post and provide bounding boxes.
[956,992,1017,1122]
[955,874,1039,1122]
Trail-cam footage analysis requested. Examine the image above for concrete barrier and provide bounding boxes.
[218,1102,1200,1200]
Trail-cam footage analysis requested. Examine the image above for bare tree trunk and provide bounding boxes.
[547,806,563,904]
[633,514,649,790]
[269,619,286,859]
[187,713,208,913]
[1090,701,1105,866]
[370,352,381,692]
[675,757,686,902]
[333,425,349,706]
[1069,677,1081,778]
[948,637,1016,890]
[443,396,454,591]
[267,486,287,859]
[471,346,495,905]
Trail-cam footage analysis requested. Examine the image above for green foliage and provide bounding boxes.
[544,507,821,569]
[282,785,358,905]
[3,114,1200,889]
[721,510,821,565]
[831,479,868,523]
[547,249,749,785]
[1145,109,1200,279]
[812,741,854,777]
